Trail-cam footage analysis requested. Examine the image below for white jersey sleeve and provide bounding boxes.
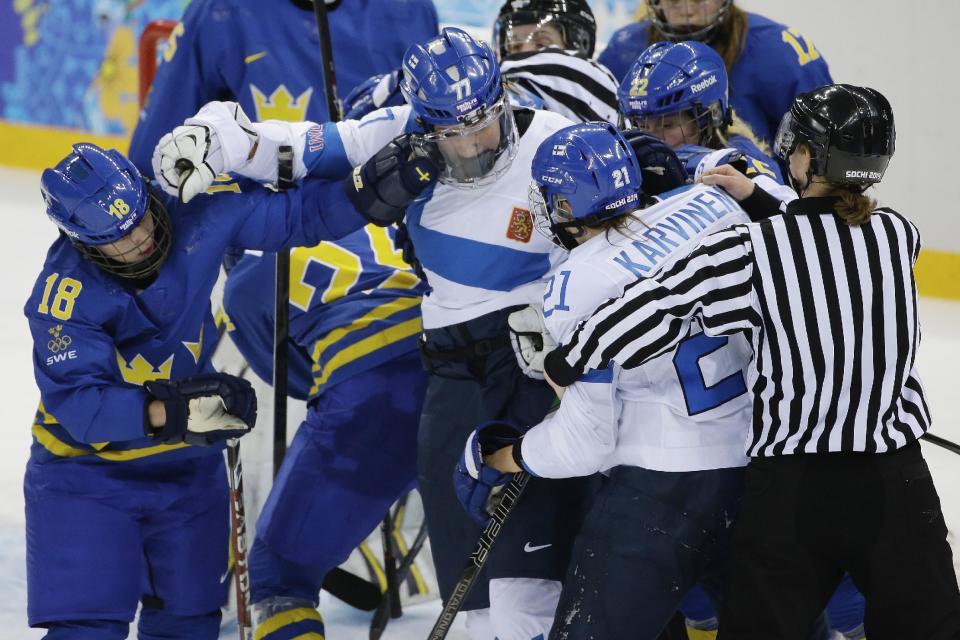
[239,105,416,184]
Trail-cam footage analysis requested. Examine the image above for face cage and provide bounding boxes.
[647,0,732,41]
[630,105,718,146]
[414,98,520,189]
[75,191,172,281]
[498,15,580,57]
[529,182,584,251]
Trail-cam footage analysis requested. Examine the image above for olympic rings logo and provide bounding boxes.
[48,334,73,353]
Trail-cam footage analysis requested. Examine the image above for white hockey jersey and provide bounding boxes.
[520,184,759,476]
[245,104,573,329]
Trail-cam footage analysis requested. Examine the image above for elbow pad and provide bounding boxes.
[344,135,438,227]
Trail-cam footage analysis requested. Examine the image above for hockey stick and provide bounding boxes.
[922,432,960,457]
[427,471,532,640]
[382,509,403,619]
[226,439,254,640]
[370,518,430,639]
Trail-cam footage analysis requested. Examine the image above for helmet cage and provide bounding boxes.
[493,7,596,58]
[646,0,733,41]
[412,96,519,189]
[73,189,173,280]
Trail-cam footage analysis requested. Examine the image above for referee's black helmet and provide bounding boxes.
[774,84,896,188]
[493,0,597,58]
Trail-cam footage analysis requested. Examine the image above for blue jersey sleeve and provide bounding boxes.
[213,177,367,250]
[27,311,149,444]
[128,0,235,175]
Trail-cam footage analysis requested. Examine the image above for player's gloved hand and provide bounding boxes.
[345,134,439,226]
[675,144,748,183]
[454,421,523,524]
[623,129,689,196]
[152,101,258,204]
[145,373,257,446]
[343,69,404,121]
[507,304,556,380]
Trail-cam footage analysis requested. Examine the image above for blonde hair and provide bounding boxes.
[647,3,749,71]
[716,110,771,155]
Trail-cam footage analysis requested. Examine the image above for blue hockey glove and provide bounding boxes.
[454,421,524,524]
[343,69,404,121]
[622,129,689,196]
[145,373,257,446]
[345,134,439,227]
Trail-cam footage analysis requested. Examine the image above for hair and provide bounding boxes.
[834,187,876,226]
[644,2,750,72]
[716,110,771,155]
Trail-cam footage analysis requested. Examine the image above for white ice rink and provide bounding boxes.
[0,165,957,639]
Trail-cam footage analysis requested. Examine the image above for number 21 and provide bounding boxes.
[612,166,631,189]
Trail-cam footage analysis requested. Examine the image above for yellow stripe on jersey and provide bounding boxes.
[686,628,718,640]
[244,51,268,64]
[254,606,323,640]
[376,270,420,292]
[95,441,190,461]
[309,316,422,394]
[31,424,90,458]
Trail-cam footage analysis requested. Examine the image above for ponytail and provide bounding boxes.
[834,187,876,226]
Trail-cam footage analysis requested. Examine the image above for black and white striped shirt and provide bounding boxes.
[545,194,932,457]
[501,48,620,125]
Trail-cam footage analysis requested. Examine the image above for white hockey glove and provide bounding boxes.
[152,101,258,203]
[507,305,556,380]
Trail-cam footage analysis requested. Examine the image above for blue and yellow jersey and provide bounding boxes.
[598,13,833,146]
[127,0,438,174]
[223,224,425,401]
[24,179,364,465]
[727,134,784,184]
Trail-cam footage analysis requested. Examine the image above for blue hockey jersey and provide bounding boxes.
[598,13,833,146]
[223,225,424,400]
[128,0,439,173]
[24,179,364,465]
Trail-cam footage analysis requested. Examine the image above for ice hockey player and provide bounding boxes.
[343,0,619,126]
[599,0,832,145]
[154,27,596,640]
[463,121,759,639]
[128,0,438,171]
[24,134,365,639]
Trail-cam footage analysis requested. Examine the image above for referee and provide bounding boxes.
[543,84,960,639]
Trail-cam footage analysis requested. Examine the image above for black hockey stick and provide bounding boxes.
[922,432,960,457]
[427,471,531,640]
[370,518,430,639]
[226,439,254,640]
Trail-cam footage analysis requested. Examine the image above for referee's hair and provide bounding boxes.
[835,187,877,226]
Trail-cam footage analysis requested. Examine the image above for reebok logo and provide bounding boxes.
[690,75,718,94]
[523,542,552,553]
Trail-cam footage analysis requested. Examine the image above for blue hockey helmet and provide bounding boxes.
[618,41,730,147]
[41,143,171,279]
[400,28,519,188]
[530,122,644,250]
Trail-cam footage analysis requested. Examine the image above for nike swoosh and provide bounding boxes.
[244,51,268,64]
[523,542,553,553]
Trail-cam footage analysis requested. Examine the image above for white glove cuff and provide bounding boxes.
[240,120,314,184]
[184,101,256,174]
